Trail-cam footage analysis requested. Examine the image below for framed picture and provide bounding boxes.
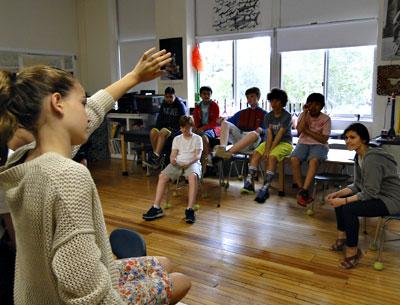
[377,65,400,95]
[159,37,183,81]
[382,0,400,60]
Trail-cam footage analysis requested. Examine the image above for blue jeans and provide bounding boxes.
[291,143,328,162]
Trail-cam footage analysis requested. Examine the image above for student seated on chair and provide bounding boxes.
[326,123,400,269]
[290,93,331,207]
[145,86,187,168]
[241,88,293,204]
[192,86,220,158]
[143,115,203,224]
[214,87,267,159]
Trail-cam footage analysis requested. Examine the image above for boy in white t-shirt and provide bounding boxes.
[143,115,203,223]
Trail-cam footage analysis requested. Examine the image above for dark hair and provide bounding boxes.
[164,86,175,95]
[0,65,76,150]
[199,86,212,94]
[245,87,261,99]
[306,93,325,108]
[267,88,288,107]
[342,123,370,144]
[179,115,194,127]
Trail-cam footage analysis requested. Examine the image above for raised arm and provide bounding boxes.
[105,48,171,101]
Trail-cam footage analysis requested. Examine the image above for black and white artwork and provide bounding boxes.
[159,37,183,81]
[213,0,260,32]
[382,0,400,60]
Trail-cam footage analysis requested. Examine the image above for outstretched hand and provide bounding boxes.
[105,48,172,101]
[131,48,172,83]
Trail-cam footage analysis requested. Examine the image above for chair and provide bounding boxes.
[109,228,147,259]
[369,214,400,270]
[308,173,351,216]
[215,152,251,190]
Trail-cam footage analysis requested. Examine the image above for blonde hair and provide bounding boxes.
[0,65,76,149]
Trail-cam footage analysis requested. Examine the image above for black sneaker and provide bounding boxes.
[254,185,269,203]
[143,206,164,220]
[143,152,161,169]
[240,179,255,194]
[185,208,196,224]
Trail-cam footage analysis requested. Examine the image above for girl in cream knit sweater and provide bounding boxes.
[0,48,190,305]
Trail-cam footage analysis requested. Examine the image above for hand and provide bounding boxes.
[129,48,172,83]
[217,117,225,125]
[327,198,346,208]
[262,151,269,162]
[180,163,189,170]
[256,127,263,135]
[325,192,338,201]
[171,159,177,166]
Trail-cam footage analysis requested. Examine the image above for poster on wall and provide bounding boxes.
[382,0,400,60]
[159,37,183,81]
[213,0,260,32]
[377,65,400,95]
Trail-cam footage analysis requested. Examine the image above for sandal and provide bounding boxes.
[340,248,363,269]
[330,238,346,251]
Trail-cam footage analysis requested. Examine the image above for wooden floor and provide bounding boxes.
[92,160,400,305]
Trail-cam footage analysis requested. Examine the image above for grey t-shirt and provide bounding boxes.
[264,109,292,144]
[200,102,210,126]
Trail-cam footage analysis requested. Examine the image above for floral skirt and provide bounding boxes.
[116,256,172,305]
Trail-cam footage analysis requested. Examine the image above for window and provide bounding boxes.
[200,36,271,115]
[281,45,375,117]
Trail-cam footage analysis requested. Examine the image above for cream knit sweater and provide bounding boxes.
[0,90,124,304]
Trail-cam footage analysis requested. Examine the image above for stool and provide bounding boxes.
[308,173,351,216]
[369,214,400,270]
[110,228,147,258]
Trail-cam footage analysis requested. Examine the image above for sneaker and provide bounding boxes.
[143,152,160,169]
[240,179,255,194]
[254,185,269,203]
[185,208,196,224]
[214,145,232,160]
[297,188,313,207]
[143,206,164,220]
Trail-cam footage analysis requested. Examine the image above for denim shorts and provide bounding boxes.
[291,143,329,162]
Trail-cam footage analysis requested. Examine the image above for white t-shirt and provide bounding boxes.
[172,133,203,164]
[0,149,13,239]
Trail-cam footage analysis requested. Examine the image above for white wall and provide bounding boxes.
[155,0,196,105]
[76,0,119,94]
[0,0,78,54]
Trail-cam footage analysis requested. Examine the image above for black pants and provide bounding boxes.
[0,235,15,305]
[335,199,390,247]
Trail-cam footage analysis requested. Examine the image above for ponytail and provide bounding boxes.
[0,71,18,152]
[0,65,76,152]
